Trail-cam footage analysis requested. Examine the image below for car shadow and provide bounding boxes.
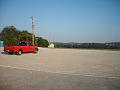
[0,51,14,55]
[0,51,37,55]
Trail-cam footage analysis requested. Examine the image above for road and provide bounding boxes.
[0,47,120,90]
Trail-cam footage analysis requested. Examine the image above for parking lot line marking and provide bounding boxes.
[0,65,120,79]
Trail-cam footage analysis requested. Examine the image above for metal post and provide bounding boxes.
[32,16,35,45]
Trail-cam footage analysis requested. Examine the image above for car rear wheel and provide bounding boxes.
[17,50,22,55]
[8,52,13,54]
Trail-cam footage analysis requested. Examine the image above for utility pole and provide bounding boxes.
[31,16,35,45]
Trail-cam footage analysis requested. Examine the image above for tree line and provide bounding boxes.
[0,26,49,47]
[53,42,120,49]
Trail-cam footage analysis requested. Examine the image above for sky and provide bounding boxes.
[0,0,120,43]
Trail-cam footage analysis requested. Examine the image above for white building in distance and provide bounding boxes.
[48,43,54,48]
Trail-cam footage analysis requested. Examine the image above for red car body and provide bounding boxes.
[4,42,38,55]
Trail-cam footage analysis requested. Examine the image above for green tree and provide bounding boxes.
[37,37,49,47]
[0,26,49,47]
[20,30,32,42]
[0,26,19,45]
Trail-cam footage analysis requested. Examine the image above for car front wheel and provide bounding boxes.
[34,48,38,53]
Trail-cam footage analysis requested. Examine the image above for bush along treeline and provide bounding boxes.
[53,42,120,49]
[0,26,49,47]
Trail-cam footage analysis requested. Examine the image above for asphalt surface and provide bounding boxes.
[0,66,120,90]
[0,47,120,90]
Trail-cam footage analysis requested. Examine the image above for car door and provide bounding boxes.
[28,42,34,52]
[19,42,29,52]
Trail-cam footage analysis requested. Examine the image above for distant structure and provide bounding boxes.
[48,43,54,48]
[0,41,4,47]
[48,35,55,48]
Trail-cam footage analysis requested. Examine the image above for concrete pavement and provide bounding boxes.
[0,47,120,90]
[0,66,120,90]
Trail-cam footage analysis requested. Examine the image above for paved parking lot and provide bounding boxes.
[0,47,120,90]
